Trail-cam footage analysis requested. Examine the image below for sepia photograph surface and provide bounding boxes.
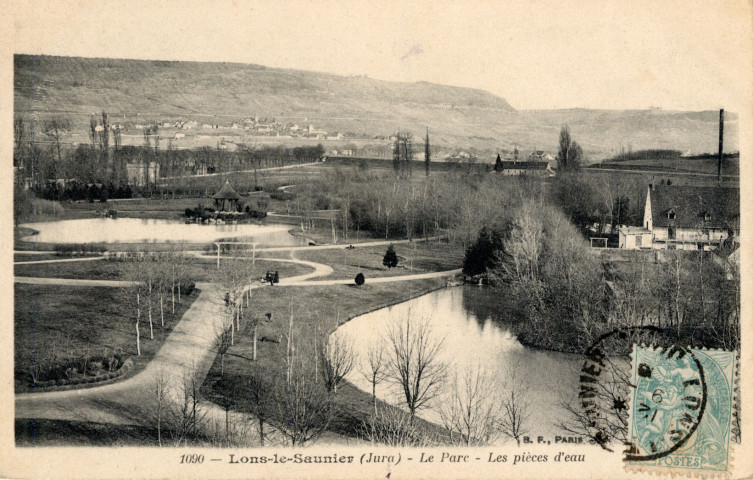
[2,1,752,478]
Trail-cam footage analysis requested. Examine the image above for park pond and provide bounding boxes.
[20,218,299,245]
[337,286,582,442]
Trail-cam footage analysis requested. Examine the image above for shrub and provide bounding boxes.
[382,244,398,269]
[355,272,365,285]
[462,227,505,277]
[176,281,195,296]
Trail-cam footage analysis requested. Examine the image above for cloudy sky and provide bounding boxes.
[9,0,753,111]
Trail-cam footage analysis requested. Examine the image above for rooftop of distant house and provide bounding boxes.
[499,161,549,170]
[649,185,739,229]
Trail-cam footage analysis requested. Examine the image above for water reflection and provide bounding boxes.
[21,218,298,245]
[337,286,582,441]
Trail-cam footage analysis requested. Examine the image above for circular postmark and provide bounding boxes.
[624,345,707,461]
[578,326,667,452]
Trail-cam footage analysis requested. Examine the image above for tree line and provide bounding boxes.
[460,195,739,353]
[13,113,324,198]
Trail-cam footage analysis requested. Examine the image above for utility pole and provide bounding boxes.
[717,109,724,183]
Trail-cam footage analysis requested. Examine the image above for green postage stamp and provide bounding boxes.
[625,345,737,475]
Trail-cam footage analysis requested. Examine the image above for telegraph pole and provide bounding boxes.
[717,109,724,183]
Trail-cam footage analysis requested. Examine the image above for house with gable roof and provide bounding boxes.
[624,184,739,250]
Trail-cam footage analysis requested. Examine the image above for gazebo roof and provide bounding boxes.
[212,180,241,200]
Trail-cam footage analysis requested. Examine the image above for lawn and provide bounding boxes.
[201,277,453,443]
[295,240,463,280]
[14,256,312,283]
[15,419,161,447]
[14,283,198,393]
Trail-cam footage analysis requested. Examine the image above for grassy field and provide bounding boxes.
[582,168,739,188]
[14,255,313,283]
[594,156,739,176]
[199,237,463,442]
[14,284,198,393]
[201,277,453,441]
[295,241,463,280]
[15,419,161,447]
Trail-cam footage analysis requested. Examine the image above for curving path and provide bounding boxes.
[14,277,137,287]
[14,256,105,266]
[15,242,460,445]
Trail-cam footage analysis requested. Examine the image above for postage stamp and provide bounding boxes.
[625,345,737,475]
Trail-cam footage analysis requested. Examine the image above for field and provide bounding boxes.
[15,55,740,158]
[15,419,161,447]
[14,283,198,393]
[14,255,314,283]
[592,156,739,176]
[296,241,464,280]
[200,276,456,440]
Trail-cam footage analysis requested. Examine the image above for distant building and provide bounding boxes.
[529,150,555,162]
[212,179,242,212]
[496,160,553,176]
[641,185,739,250]
[618,226,653,250]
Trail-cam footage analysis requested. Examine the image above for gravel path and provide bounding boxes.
[15,247,460,445]
[14,256,105,266]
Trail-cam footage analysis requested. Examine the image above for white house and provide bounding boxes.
[618,226,652,249]
[641,184,739,250]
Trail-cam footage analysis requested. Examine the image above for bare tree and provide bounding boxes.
[318,331,355,393]
[239,144,262,190]
[245,374,272,447]
[360,407,435,447]
[214,258,254,344]
[385,314,447,420]
[43,117,72,187]
[215,318,234,377]
[496,365,531,446]
[169,361,208,445]
[152,369,170,447]
[274,367,332,447]
[556,125,583,171]
[249,313,271,362]
[440,363,502,446]
[425,127,431,176]
[360,339,388,415]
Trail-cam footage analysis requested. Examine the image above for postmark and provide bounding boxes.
[577,326,668,451]
[625,346,736,474]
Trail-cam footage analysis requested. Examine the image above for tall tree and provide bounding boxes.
[424,127,431,176]
[385,315,447,420]
[98,110,109,180]
[318,332,355,393]
[556,125,583,171]
[392,132,401,176]
[403,132,413,177]
[43,117,72,187]
[494,153,503,172]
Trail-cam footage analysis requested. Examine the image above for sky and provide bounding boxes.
[8,0,753,111]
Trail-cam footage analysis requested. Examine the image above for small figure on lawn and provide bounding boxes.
[224,292,231,306]
[383,244,398,269]
[265,271,279,286]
